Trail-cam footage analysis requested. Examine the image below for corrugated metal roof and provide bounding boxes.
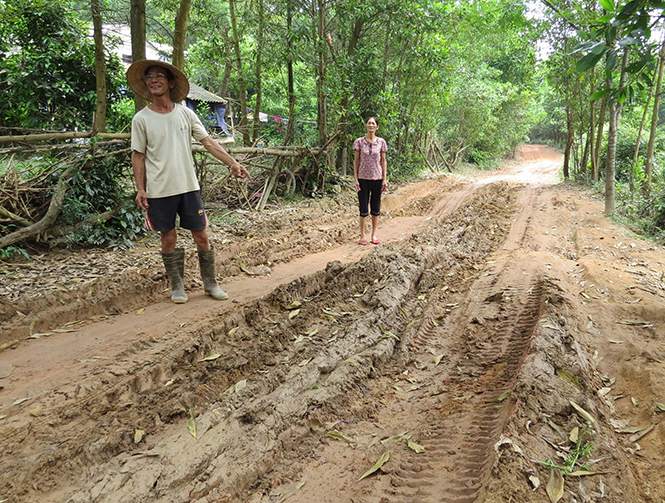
[188,83,226,104]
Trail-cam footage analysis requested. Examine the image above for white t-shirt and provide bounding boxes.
[131,104,209,198]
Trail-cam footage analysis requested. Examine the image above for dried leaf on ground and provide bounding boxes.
[556,369,582,389]
[358,452,390,481]
[407,440,425,453]
[629,424,655,443]
[548,420,563,437]
[197,353,221,363]
[617,319,653,327]
[187,408,197,439]
[289,309,301,319]
[134,429,145,444]
[655,401,665,412]
[284,301,301,310]
[381,329,400,340]
[0,340,19,353]
[234,379,247,393]
[495,390,511,402]
[353,286,369,298]
[435,354,444,366]
[546,469,565,503]
[273,477,306,503]
[569,400,595,424]
[136,307,145,315]
[528,474,541,490]
[631,397,639,407]
[298,358,312,367]
[569,427,579,443]
[568,470,609,477]
[326,430,354,443]
[381,431,411,446]
[616,425,650,434]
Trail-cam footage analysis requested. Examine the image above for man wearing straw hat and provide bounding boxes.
[127,59,251,304]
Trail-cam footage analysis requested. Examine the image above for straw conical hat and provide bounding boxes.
[126,59,189,102]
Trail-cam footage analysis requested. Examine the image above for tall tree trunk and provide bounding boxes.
[335,19,364,175]
[286,0,295,106]
[631,72,655,197]
[315,0,328,148]
[563,105,573,179]
[91,0,106,133]
[605,102,619,215]
[580,132,590,178]
[252,0,265,143]
[229,0,251,146]
[643,40,665,197]
[284,0,295,145]
[593,95,607,182]
[172,0,192,70]
[605,50,629,216]
[589,79,596,181]
[381,19,391,90]
[218,30,233,97]
[130,0,147,112]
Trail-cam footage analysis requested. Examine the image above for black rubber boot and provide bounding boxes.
[162,248,188,304]
[198,248,228,300]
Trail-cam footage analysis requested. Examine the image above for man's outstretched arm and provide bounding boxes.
[200,137,252,179]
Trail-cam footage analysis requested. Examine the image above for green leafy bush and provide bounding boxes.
[60,152,146,249]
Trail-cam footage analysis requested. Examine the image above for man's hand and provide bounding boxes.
[200,137,252,180]
[135,189,149,210]
[231,162,252,180]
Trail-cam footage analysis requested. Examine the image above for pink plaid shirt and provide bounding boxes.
[353,136,387,180]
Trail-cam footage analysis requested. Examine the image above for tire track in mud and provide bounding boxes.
[388,266,545,503]
[363,185,550,503]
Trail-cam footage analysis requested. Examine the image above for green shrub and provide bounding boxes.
[60,152,146,249]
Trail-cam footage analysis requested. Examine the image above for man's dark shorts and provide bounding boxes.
[145,190,208,231]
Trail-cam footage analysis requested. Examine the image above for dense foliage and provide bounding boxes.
[0,0,128,130]
[3,0,665,252]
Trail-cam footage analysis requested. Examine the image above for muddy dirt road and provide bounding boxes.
[0,145,663,503]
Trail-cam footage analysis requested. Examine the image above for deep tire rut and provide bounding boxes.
[385,260,545,503]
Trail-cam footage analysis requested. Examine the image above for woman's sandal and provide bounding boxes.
[359,238,368,245]
[371,237,380,245]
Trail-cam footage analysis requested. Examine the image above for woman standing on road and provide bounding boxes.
[353,117,388,245]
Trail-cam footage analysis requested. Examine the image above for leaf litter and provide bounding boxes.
[358,452,390,481]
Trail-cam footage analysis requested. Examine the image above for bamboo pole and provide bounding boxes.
[192,145,323,156]
[0,132,131,143]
